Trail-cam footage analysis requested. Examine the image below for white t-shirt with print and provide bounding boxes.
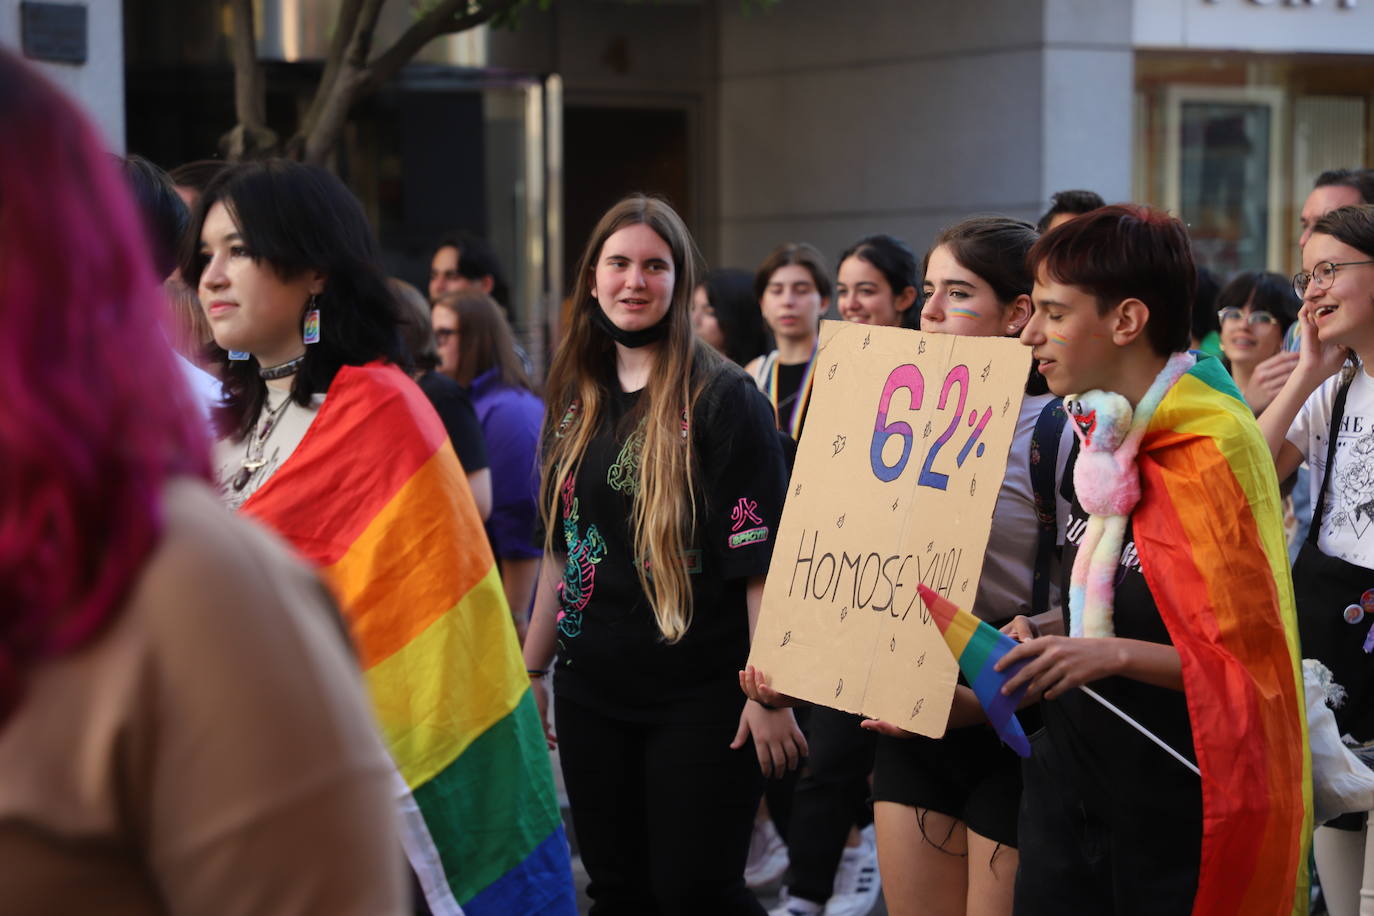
[1286,366,1374,566]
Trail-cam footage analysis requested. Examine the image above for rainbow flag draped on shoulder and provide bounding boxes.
[242,362,574,915]
[1133,353,1310,916]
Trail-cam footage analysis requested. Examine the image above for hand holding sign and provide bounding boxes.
[747,321,1031,734]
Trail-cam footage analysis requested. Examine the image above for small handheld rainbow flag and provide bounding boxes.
[918,585,1031,757]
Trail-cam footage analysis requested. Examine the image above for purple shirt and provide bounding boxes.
[470,368,545,560]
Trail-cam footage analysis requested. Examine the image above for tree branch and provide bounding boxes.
[359,0,523,96]
[301,0,367,132]
[292,0,383,161]
[221,0,278,159]
[297,0,525,165]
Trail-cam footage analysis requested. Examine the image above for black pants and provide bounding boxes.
[555,692,767,916]
[1014,728,1200,916]
[783,705,876,905]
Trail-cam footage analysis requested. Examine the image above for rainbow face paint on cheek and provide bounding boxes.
[1050,333,1071,346]
[948,308,981,320]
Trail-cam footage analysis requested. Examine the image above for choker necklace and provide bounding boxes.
[259,354,306,380]
[589,303,669,348]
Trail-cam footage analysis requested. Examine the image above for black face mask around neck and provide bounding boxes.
[589,301,670,348]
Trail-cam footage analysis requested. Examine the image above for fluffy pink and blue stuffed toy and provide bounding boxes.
[1064,352,1195,638]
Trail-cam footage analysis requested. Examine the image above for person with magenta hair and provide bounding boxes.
[432,289,544,639]
[522,195,799,914]
[181,159,575,913]
[0,51,406,913]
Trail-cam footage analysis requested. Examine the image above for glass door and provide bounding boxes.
[1164,85,1285,276]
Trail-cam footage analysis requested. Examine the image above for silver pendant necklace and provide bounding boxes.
[231,392,295,492]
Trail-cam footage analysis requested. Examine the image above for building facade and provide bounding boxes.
[4,0,1371,358]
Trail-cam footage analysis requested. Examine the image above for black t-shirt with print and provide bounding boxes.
[1037,486,1202,826]
[551,363,788,722]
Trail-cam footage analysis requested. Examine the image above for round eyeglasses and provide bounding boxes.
[1293,260,1374,298]
[1217,308,1278,328]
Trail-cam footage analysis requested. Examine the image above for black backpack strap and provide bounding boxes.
[1030,398,1067,616]
[1308,371,1356,547]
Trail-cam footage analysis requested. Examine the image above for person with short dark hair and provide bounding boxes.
[694,267,772,367]
[119,154,189,278]
[182,158,575,913]
[1260,203,1374,915]
[1036,189,1106,234]
[1004,205,1309,915]
[429,230,510,307]
[168,158,227,210]
[1301,169,1374,249]
[117,153,222,409]
[1215,271,1301,414]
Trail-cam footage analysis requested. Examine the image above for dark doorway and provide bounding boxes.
[563,105,690,288]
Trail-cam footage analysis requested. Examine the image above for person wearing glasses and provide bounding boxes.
[432,290,546,641]
[1260,203,1374,916]
[1214,271,1300,415]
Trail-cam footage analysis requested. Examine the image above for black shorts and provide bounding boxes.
[870,722,1022,848]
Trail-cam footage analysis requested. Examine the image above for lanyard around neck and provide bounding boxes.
[769,347,817,440]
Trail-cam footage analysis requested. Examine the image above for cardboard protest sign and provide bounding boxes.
[748,320,1032,734]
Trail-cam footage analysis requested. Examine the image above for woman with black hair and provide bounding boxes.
[183,159,575,915]
[694,267,773,367]
[836,234,921,330]
[1215,270,1301,415]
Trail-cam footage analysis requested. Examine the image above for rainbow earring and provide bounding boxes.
[303,295,321,345]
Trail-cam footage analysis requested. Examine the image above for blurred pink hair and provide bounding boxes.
[0,51,210,724]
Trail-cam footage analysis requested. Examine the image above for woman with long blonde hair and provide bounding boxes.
[523,195,803,913]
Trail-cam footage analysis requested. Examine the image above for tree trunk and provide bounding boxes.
[219,0,279,160]
[289,0,525,167]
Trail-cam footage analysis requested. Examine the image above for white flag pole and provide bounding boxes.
[1080,685,1200,776]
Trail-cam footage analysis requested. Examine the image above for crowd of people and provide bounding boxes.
[6,45,1374,916]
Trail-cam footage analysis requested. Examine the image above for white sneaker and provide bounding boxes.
[768,889,823,916]
[824,825,881,916]
[745,818,790,888]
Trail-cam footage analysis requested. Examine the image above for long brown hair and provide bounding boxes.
[433,289,533,390]
[540,195,712,643]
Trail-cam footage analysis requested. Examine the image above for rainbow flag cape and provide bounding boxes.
[242,363,574,915]
[1132,353,1310,916]
[917,585,1031,757]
